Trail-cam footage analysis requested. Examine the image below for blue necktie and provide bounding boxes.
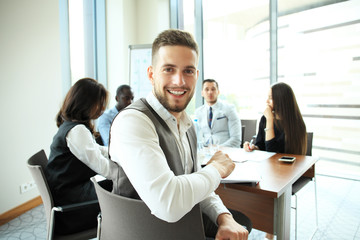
[208,107,213,128]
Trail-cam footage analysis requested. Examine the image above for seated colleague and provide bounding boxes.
[244,82,307,154]
[195,79,242,148]
[243,82,307,239]
[45,78,119,235]
[110,29,251,240]
[97,84,134,146]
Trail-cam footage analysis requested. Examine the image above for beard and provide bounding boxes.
[154,87,194,113]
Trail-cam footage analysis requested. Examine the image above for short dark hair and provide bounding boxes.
[202,79,219,89]
[152,29,199,65]
[116,84,131,97]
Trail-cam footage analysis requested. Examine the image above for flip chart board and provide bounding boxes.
[128,44,152,100]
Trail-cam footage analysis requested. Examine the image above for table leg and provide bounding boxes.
[274,187,291,240]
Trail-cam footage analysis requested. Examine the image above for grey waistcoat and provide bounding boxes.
[111,98,198,199]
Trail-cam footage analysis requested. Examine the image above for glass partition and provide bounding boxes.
[201,0,270,120]
[177,0,360,179]
[278,0,360,179]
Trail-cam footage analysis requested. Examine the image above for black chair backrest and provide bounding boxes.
[241,125,245,148]
[306,132,313,156]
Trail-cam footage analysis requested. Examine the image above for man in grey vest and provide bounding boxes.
[110,29,251,239]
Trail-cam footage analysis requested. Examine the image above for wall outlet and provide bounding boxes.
[20,180,37,194]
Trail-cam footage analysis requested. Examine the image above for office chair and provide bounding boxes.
[91,177,206,240]
[291,132,318,239]
[27,150,98,240]
[240,119,257,148]
[241,125,245,148]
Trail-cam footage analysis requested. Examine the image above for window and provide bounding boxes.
[184,0,270,119]
[60,0,107,91]
[182,0,197,116]
[68,0,86,84]
[278,0,360,179]
[177,0,360,180]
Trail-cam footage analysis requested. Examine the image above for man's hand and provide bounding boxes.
[207,151,235,178]
[216,213,249,240]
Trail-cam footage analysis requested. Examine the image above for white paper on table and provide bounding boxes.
[221,162,262,184]
[222,148,276,163]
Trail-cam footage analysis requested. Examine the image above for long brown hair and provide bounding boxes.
[272,82,307,155]
[56,78,108,134]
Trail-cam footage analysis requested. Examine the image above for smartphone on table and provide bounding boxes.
[278,156,296,163]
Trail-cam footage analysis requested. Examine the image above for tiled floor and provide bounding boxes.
[1,174,360,240]
[316,159,360,181]
[0,205,46,239]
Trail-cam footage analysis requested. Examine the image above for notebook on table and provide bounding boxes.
[221,162,262,184]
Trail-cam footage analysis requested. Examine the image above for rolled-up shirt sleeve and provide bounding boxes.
[110,109,228,223]
[196,158,231,224]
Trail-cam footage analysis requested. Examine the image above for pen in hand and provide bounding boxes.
[249,139,254,150]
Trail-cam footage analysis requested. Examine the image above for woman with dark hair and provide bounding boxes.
[244,82,307,239]
[45,78,119,235]
[244,82,307,154]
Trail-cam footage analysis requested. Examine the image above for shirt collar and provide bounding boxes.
[146,93,193,131]
[206,100,220,110]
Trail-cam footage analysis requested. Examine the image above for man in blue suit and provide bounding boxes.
[195,79,242,148]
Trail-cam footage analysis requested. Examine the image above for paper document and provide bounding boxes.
[221,162,262,184]
[223,149,276,163]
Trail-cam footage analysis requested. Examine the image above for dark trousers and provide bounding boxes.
[203,209,252,239]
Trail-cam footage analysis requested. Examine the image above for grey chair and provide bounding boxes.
[241,125,245,148]
[240,119,257,148]
[291,132,318,239]
[91,177,206,240]
[27,150,98,240]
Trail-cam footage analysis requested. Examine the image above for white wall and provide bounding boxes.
[106,0,169,107]
[0,0,62,214]
[0,0,170,215]
[136,0,170,44]
[106,0,137,106]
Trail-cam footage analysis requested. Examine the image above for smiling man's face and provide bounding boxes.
[147,45,199,117]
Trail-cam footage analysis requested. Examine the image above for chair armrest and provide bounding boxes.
[48,200,99,239]
[53,199,99,212]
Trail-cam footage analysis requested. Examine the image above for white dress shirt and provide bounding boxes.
[110,93,230,223]
[195,100,242,148]
[66,124,118,181]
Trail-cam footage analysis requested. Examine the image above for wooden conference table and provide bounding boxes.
[215,147,317,240]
